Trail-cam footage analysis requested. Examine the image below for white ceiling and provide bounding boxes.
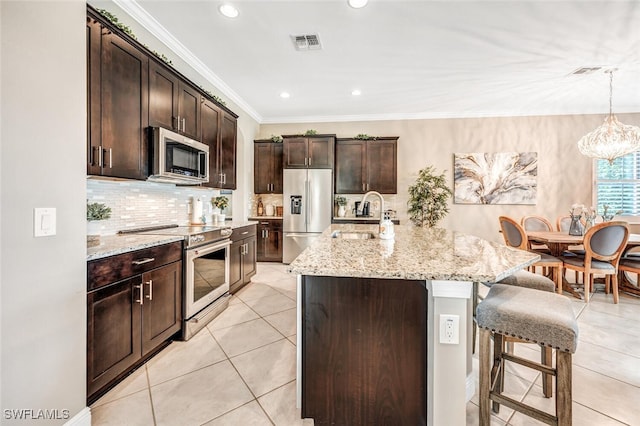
[100,0,640,124]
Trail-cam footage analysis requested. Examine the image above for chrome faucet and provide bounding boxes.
[358,191,384,223]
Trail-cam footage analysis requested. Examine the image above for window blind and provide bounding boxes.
[595,153,640,215]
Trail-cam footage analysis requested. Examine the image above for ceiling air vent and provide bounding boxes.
[571,66,603,75]
[291,34,322,51]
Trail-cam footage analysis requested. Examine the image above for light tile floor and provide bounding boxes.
[92,263,640,425]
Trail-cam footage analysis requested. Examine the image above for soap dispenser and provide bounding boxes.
[379,211,395,240]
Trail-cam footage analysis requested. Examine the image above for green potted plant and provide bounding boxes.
[212,196,229,223]
[335,195,348,217]
[407,166,452,227]
[87,201,112,245]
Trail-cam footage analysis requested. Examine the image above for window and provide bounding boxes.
[595,152,640,216]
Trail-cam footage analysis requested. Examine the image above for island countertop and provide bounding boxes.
[287,223,539,282]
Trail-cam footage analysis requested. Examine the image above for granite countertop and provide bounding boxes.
[287,224,540,282]
[248,216,283,220]
[87,220,259,261]
[87,234,184,261]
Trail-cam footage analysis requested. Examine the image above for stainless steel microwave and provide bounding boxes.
[148,127,209,185]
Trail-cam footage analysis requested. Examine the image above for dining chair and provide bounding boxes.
[560,221,629,304]
[499,216,563,293]
[521,215,553,256]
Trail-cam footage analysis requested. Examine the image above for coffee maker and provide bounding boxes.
[354,201,370,217]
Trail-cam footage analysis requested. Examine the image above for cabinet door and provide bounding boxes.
[87,277,142,398]
[272,143,284,193]
[178,83,201,141]
[257,222,269,261]
[100,31,149,179]
[87,16,102,176]
[265,222,283,262]
[149,61,179,131]
[243,236,257,282]
[254,143,273,194]
[283,137,308,168]
[308,137,334,169]
[335,140,366,194]
[201,99,221,189]
[141,261,182,355]
[367,140,397,194]
[229,239,244,294]
[219,113,237,189]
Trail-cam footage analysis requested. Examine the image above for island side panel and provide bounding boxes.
[301,275,427,425]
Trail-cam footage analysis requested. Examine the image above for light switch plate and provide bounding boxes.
[34,207,56,237]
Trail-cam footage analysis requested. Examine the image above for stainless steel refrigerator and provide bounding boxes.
[283,168,333,264]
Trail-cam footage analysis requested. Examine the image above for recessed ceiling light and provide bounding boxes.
[219,4,239,18]
[280,92,290,99]
[351,89,362,96]
[348,0,369,9]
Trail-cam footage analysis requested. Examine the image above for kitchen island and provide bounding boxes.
[287,223,539,426]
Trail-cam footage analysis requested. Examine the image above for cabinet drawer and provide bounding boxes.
[231,225,257,242]
[88,241,182,291]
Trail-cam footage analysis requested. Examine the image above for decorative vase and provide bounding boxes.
[568,215,583,236]
[338,205,346,217]
[87,220,102,247]
[212,207,221,223]
[585,217,595,230]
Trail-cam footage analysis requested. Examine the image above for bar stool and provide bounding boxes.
[477,284,578,426]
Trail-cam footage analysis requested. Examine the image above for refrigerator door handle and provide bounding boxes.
[308,178,313,226]
[305,179,310,226]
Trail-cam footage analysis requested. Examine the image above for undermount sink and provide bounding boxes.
[331,230,377,240]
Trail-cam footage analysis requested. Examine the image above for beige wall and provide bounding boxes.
[261,113,640,242]
[1,1,88,423]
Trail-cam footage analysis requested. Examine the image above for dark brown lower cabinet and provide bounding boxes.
[257,220,283,262]
[229,225,257,294]
[87,244,182,404]
[301,276,427,425]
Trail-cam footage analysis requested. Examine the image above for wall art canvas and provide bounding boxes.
[454,152,537,205]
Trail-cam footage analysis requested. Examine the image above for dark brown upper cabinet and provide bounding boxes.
[87,14,149,180]
[200,100,237,190]
[254,141,284,194]
[335,137,398,194]
[283,135,335,169]
[217,113,237,189]
[87,5,238,185]
[149,61,201,141]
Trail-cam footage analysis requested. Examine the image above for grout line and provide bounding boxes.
[145,366,158,426]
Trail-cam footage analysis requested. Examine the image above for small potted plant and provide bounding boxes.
[87,201,112,246]
[407,166,452,228]
[335,195,348,217]
[212,196,229,223]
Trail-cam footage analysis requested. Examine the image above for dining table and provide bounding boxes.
[527,231,640,299]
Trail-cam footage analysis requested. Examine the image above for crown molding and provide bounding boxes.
[112,0,262,124]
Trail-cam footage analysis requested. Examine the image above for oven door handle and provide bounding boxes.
[189,239,231,258]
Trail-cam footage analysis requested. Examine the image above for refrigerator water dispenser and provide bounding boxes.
[290,195,302,215]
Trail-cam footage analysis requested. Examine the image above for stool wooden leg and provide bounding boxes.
[479,328,492,426]
[556,351,572,426]
[492,334,504,414]
[541,346,553,398]
[612,272,620,304]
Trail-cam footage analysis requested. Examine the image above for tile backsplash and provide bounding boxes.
[87,179,231,235]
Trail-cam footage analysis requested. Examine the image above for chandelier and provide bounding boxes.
[577,69,640,164]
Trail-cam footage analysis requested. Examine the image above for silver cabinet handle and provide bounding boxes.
[145,279,153,300]
[182,118,186,132]
[108,148,113,168]
[132,257,155,265]
[362,183,365,191]
[134,283,144,305]
[265,230,269,238]
[98,145,103,167]
[304,157,307,166]
[241,231,248,235]
[177,115,181,131]
[308,157,311,166]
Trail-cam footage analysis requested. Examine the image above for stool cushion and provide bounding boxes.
[498,270,556,292]
[476,284,578,353]
[538,253,562,264]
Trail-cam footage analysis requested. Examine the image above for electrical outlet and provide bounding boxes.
[439,314,459,345]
